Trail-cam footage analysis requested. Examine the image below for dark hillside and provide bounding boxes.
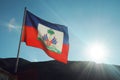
[0,58,120,80]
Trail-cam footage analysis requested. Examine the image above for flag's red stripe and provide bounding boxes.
[22,26,69,63]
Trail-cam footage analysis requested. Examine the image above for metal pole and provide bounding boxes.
[14,7,27,73]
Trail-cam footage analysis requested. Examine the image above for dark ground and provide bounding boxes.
[0,58,120,80]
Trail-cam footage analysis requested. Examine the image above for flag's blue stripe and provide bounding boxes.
[25,10,69,44]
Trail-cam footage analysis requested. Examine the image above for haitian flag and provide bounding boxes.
[22,10,69,63]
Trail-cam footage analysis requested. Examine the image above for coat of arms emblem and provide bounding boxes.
[37,24,64,54]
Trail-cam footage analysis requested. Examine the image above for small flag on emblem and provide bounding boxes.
[22,10,69,63]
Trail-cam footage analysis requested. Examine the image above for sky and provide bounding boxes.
[0,0,120,65]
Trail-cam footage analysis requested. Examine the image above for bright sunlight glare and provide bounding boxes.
[86,41,108,63]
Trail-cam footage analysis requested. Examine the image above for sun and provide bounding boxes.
[86,42,107,63]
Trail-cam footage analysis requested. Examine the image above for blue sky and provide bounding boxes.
[0,0,120,65]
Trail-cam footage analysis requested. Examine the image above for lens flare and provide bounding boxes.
[86,41,107,63]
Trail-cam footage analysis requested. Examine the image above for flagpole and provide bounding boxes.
[15,7,27,73]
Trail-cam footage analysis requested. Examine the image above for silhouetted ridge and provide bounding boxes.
[0,58,120,80]
[0,58,30,73]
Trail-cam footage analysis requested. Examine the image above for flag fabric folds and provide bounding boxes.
[22,10,69,63]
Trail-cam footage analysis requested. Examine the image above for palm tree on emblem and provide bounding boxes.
[47,29,55,46]
[38,28,60,53]
[45,29,60,53]
[48,29,55,38]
